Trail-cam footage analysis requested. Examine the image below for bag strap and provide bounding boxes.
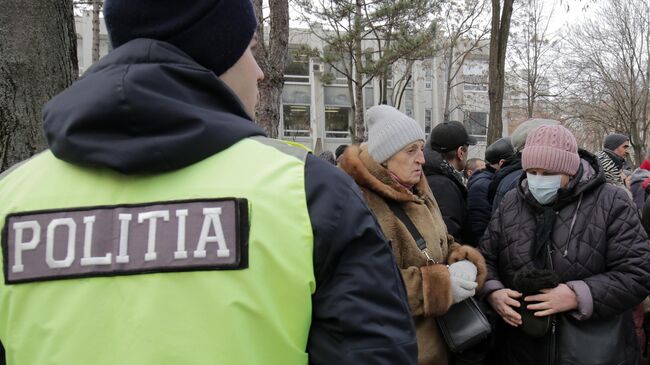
[388,201,427,250]
[387,201,427,251]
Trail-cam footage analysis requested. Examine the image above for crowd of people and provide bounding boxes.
[1,0,650,364]
[327,108,650,364]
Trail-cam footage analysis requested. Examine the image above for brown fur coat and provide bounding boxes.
[340,145,486,365]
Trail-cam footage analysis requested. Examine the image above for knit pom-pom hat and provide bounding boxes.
[522,124,580,176]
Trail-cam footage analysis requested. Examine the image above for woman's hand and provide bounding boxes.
[525,283,578,317]
[487,288,522,327]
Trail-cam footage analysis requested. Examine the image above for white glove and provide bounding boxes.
[449,260,478,304]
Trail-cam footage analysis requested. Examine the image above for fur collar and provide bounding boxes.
[339,144,430,203]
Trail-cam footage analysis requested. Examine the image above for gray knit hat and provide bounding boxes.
[367,105,425,163]
[511,118,560,151]
[603,133,629,151]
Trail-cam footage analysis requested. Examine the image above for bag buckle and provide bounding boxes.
[423,249,437,265]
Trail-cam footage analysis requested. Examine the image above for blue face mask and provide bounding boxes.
[526,173,562,205]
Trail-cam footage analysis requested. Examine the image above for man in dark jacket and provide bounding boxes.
[0,0,417,363]
[489,118,558,212]
[480,124,650,365]
[466,138,515,246]
[423,121,476,242]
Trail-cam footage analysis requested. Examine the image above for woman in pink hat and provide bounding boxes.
[479,124,650,364]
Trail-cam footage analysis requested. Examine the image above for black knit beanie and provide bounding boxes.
[103,0,257,76]
[603,133,629,151]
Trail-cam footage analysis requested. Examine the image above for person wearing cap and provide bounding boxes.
[465,138,515,246]
[339,105,486,365]
[479,124,650,364]
[488,118,559,212]
[423,121,477,242]
[0,1,418,364]
[595,133,630,186]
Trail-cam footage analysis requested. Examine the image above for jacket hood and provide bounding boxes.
[487,152,522,203]
[43,39,265,174]
[518,149,605,209]
[422,143,443,175]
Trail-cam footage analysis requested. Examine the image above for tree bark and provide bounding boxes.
[353,0,365,143]
[253,0,289,139]
[0,0,78,172]
[92,0,101,63]
[487,0,514,144]
[443,43,455,122]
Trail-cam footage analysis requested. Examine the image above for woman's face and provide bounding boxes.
[385,141,425,185]
[526,168,571,188]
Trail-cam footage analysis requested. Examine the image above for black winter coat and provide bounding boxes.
[465,169,494,246]
[488,153,522,212]
[423,146,467,242]
[479,150,650,365]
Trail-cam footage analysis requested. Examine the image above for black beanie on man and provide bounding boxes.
[103,0,257,76]
[603,133,629,151]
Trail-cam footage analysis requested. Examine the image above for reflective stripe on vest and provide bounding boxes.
[0,137,315,365]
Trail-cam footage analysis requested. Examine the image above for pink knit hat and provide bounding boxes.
[522,124,580,175]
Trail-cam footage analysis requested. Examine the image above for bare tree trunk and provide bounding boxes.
[0,0,77,172]
[443,44,455,122]
[487,0,514,144]
[352,0,365,143]
[91,0,101,63]
[253,0,289,138]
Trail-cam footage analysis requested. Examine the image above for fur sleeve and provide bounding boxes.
[401,265,453,317]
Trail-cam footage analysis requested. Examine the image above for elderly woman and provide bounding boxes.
[339,105,486,365]
[480,124,650,364]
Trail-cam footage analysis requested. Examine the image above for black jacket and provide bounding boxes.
[488,152,522,212]
[423,146,467,242]
[465,169,494,245]
[40,39,417,364]
[479,150,650,364]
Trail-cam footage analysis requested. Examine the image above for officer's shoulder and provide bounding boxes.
[0,151,50,183]
[249,136,310,162]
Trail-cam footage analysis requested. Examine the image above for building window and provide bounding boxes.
[285,46,310,83]
[324,50,350,85]
[282,84,311,137]
[325,107,351,138]
[463,60,488,92]
[324,86,352,138]
[404,90,414,117]
[424,67,433,89]
[283,105,311,138]
[425,108,432,134]
[463,77,488,92]
[464,111,488,139]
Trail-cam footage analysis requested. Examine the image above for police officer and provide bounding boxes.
[0,1,417,364]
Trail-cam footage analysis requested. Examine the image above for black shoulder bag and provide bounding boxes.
[388,201,491,353]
